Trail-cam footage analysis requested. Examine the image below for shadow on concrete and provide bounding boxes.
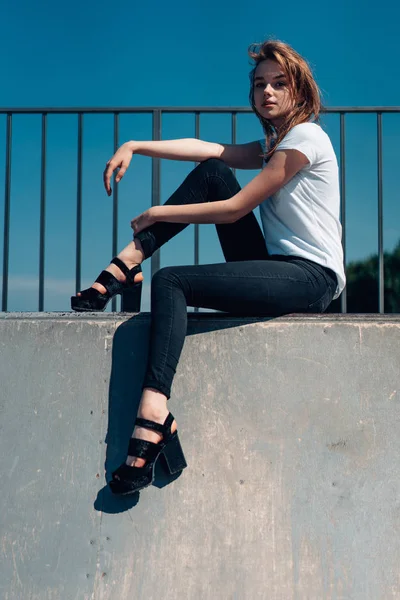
[95,315,187,513]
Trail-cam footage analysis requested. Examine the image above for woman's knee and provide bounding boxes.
[152,266,182,287]
[195,157,231,176]
[151,267,189,303]
[194,158,239,197]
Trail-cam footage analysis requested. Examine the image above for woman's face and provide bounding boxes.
[253,59,296,128]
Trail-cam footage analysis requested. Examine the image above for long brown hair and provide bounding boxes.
[248,40,322,159]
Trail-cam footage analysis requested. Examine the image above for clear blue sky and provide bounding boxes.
[1,0,399,311]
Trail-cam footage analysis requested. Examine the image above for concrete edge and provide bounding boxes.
[1,312,400,324]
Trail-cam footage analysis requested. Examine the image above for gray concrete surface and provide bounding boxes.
[1,312,400,600]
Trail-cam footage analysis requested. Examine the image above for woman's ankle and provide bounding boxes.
[117,240,145,268]
[138,388,168,417]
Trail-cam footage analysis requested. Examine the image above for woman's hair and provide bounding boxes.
[248,40,322,158]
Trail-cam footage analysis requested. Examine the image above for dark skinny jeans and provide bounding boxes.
[135,158,337,399]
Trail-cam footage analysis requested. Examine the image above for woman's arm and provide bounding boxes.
[104,139,263,195]
[153,199,236,225]
[150,149,308,226]
[127,139,263,169]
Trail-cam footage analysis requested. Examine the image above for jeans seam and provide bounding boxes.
[206,172,240,199]
[155,275,175,391]
[161,271,311,284]
[307,285,334,311]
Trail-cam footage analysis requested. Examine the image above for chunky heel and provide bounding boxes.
[121,280,142,312]
[162,431,187,474]
[109,412,187,496]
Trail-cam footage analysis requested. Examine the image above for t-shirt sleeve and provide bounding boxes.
[274,124,320,167]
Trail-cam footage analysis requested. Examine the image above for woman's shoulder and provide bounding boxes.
[276,122,336,168]
[279,122,335,156]
[283,122,328,142]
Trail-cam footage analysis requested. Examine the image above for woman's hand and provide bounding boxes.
[103,142,134,197]
[131,207,158,235]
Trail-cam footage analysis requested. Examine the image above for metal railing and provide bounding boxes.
[1,106,399,313]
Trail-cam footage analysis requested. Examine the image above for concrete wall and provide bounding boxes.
[1,312,400,600]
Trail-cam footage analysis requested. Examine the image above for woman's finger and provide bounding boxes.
[103,162,115,195]
[131,217,140,234]
[115,163,127,183]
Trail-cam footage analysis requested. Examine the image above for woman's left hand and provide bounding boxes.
[131,207,158,235]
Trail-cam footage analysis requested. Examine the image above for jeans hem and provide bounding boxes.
[142,380,171,400]
[134,231,155,259]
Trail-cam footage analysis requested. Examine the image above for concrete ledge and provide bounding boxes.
[1,313,400,599]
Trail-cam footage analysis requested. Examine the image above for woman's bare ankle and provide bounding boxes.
[138,388,168,416]
[117,240,145,269]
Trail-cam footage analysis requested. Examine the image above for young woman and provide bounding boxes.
[71,40,346,496]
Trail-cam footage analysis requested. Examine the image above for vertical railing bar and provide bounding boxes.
[194,112,200,267]
[2,113,12,312]
[75,113,83,295]
[111,112,120,312]
[339,112,347,313]
[194,112,200,313]
[377,112,384,313]
[38,113,47,311]
[231,112,237,177]
[151,110,162,278]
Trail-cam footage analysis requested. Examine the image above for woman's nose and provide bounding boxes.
[264,83,273,96]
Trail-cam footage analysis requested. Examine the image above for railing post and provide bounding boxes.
[339,112,347,314]
[75,113,83,296]
[231,111,237,177]
[194,112,200,268]
[377,112,384,313]
[112,113,119,312]
[2,114,12,312]
[38,113,47,312]
[193,112,200,313]
[150,110,162,279]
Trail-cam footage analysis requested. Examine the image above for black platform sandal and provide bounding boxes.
[70,257,142,312]
[109,412,187,496]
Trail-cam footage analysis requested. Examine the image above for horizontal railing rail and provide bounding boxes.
[1,106,400,313]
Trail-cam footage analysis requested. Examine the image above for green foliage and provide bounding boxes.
[326,240,400,313]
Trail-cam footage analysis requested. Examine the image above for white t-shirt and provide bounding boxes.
[259,122,346,299]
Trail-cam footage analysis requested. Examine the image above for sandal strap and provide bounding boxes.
[94,270,117,296]
[134,412,175,437]
[163,413,174,435]
[94,262,142,296]
[111,257,142,286]
[111,257,131,277]
[112,462,152,482]
[127,437,160,461]
[135,418,166,434]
